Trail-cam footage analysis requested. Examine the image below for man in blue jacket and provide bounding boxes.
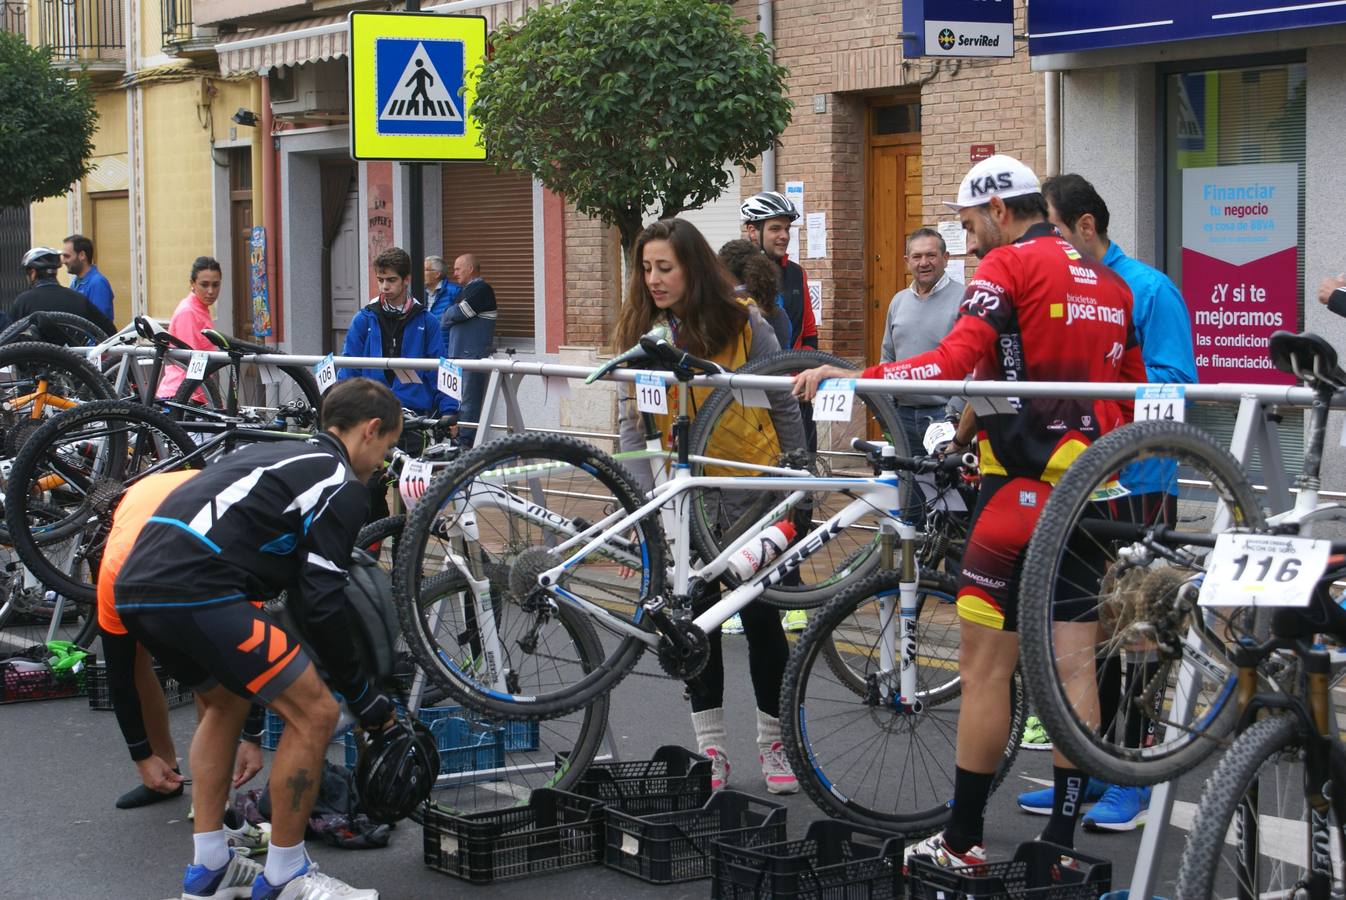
[1014,173,1198,834]
[339,246,456,418]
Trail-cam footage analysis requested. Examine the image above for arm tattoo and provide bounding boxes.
[285,767,315,812]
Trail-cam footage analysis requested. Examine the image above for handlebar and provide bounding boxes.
[638,336,725,377]
[849,438,975,474]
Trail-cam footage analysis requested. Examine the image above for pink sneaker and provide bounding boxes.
[759,741,799,794]
[704,746,730,791]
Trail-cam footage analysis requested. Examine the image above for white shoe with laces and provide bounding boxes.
[252,862,379,899]
[704,745,731,791]
[758,741,799,794]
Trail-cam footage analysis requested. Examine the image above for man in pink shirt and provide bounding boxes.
[157,257,222,403]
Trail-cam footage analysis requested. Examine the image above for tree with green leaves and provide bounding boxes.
[473,0,791,257]
[0,31,97,208]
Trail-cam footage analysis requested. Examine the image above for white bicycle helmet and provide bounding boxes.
[21,247,61,271]
[739,191,799,224]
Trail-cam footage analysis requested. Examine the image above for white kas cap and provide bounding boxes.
[945,154,1041,210]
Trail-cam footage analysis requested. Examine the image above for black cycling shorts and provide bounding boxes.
[121,602,310,705]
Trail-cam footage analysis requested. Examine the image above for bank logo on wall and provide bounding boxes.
[376,39,465,136]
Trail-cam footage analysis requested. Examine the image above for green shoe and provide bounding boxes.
[782,609,808,632]
[1020,715,1052,751]
[722,614,745,635]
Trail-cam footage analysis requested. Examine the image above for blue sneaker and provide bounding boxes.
[1017,778,1108,815]
[1082,784,1151,832]
[251,861,379,899]
[183,850,264,899]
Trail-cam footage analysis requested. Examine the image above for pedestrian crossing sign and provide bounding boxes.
[349,11,487,161]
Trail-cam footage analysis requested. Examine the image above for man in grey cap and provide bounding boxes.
[794,154,1147,869]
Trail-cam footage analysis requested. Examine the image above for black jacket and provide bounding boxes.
[11,280,116,337]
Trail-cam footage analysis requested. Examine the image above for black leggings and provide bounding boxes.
[687,593,789,716]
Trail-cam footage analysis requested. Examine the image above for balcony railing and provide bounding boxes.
[40,0,124,67]
[1,1,25,35]
[161,0,191,45]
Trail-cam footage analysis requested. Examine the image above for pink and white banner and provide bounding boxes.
[1182,162,1299,385]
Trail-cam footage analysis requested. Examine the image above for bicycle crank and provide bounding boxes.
[655,617,709,679]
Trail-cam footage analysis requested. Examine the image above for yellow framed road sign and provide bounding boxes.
[348,11,487,161]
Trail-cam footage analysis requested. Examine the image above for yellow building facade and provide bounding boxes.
[26,0,258,326]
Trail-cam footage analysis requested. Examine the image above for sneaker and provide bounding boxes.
[782,609,808,632]
[183,850,264,900]
[1020,716,1052,750]
[903,832,988,869]
[1017,778,1108,815]
[758,741,799,795]
[251,861,379,899]
[1081,784,1151,832]
[224,808,271,857]
[722,614,744,635]
[704,745,730,791]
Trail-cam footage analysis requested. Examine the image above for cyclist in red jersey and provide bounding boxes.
[795,155,1148,868]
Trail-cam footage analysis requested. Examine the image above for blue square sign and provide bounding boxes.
[374,37,466,137]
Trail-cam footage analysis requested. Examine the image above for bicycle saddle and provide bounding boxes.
[1268,331,1346,390]
[202,329,273,356]
[134,315,192,351]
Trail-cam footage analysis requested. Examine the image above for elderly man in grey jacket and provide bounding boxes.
[880,226,964,522]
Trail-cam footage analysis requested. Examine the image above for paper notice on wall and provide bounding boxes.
[937,220,967,256]
[806,213,827,259]
[809,282,823,326]
[787,226,800,260]
[946,259,966,283]
[784,181,804,218]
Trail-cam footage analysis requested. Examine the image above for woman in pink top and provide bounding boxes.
[156,257,221,402]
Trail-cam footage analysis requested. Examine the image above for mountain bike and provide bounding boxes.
[1016,330,1344,787]
[389,337,1022,828]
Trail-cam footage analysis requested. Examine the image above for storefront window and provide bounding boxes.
[1162,60,1306,480]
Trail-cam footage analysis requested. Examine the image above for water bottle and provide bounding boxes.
[727,520,797,581]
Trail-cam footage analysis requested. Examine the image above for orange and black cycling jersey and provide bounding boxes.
[861,222,1147,482]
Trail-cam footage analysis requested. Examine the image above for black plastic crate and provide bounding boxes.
[0,654,92,704]
[712,819,904,899]
[569,744,712,815]
[907,840,1111,900]
[422,788,604,884]
[86,661,193,711]
[604,789,787,884]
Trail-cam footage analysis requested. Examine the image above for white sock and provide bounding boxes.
[263,841,309,886]
[192,830,230,871]
[756,708,782,754]
[690,707,727,753]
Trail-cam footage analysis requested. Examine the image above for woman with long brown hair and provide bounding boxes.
[615,218,805,795]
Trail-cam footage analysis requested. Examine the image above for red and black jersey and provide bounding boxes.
[861,222,1147,482]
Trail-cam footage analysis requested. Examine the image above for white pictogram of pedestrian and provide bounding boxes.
[379,42,463,122]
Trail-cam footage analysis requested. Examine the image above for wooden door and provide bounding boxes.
[229,150,254,339]
[327,185,361,353]
[90,194,130,326]
[864,100,923,438]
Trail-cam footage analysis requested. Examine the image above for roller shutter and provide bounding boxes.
[441,163,534,342]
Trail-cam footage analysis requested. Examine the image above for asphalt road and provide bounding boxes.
[0,633,1206,900]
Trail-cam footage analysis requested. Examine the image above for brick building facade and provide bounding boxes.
[560,2,1050,366]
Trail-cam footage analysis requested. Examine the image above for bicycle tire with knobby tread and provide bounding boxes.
[687,349,906,609]
[1019,419,1266,787]
[0,312,109,347]
[780,568,1027,833]
[393,432,666,720]
[4,400,198,606]
[1173,714,1339,900]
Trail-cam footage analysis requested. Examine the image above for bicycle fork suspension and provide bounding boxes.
[879,520,922,714]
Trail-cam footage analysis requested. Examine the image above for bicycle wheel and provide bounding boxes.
[0,311,109,347]
[1175,715,1345,900]
[1019,420,1267,787]
[394,433,666,720]
[4,400,198,604]
[781,569,1027,833]
[357,514,608,815]
[818,571,962,704]
[687,349,907,609]
[0,506,100,647]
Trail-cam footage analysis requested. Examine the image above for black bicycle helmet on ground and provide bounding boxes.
[353,717,438,823]
[739,191,800,224]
